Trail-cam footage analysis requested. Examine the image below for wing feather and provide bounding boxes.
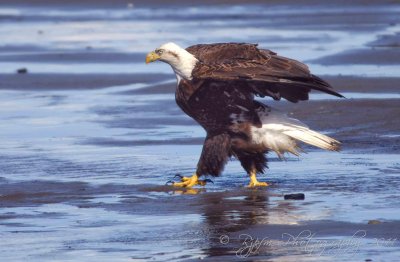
[186,43,343,102]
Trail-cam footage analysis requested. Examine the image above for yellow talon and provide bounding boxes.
[247,170,270,188]
[180,176,190,182]
[172,173,210,188]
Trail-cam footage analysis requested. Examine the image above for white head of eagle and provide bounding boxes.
[146,42,198,81]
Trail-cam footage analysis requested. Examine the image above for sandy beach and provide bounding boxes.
[0,0,399,261]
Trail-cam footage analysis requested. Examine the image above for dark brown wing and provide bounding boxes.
[186,43,271,63]
[186,43,343,103]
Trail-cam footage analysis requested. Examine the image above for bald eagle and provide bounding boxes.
[146,42,342,188]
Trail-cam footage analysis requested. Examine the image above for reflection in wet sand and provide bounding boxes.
[200,189,270,257]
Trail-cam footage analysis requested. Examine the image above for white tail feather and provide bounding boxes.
[251,107,341,157]
[283,126,341,152]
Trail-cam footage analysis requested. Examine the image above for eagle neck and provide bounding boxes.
[170,51,198,83]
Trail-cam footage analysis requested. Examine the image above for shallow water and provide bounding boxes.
[0,1,399,262]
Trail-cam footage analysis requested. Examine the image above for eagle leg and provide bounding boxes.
[247,169,269,188]
[169,173,212,188]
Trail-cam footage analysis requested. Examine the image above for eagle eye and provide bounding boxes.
[156,49,164,55]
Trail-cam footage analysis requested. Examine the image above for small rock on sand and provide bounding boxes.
[17,68,28,74]
[284,193,305,200]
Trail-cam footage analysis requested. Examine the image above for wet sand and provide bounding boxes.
[0,1,400,261]
[0,73,170,90]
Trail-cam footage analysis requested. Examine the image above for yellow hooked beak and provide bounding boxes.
[146,51,161,64]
